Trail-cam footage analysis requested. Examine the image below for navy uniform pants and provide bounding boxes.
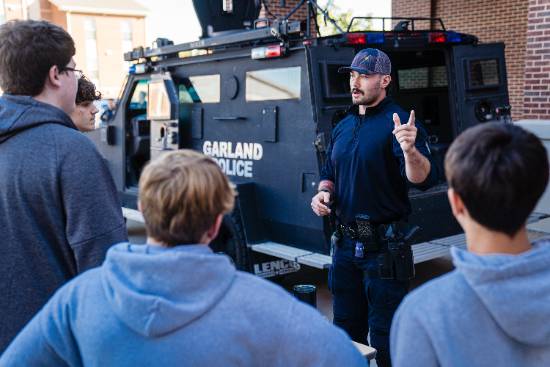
[329,236,409,367]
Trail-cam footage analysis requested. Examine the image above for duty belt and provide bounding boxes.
[337,223,381,239]
[337,223,360,239]
[337,222,384,252]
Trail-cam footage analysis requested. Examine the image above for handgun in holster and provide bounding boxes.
[377,224,420,281]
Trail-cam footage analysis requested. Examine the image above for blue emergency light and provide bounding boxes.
[446,31,463,43]
[366,33,385,44]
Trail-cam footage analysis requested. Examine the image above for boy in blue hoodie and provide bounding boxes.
[1,150,366,367]
[390,122,550,366]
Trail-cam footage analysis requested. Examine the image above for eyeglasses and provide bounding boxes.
[60,66,84,79]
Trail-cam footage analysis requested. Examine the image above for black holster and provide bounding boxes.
[377,241,415,281]
[377,224,419,281]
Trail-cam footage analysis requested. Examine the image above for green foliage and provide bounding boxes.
[315,0,372,36]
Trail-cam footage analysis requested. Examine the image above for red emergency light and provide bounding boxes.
[429,32,447,43]
[346,33,367,45]
[251,44,284,59]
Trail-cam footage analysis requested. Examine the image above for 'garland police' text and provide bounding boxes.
[203,141,263,178]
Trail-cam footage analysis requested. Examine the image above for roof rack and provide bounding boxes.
[124,20,303,62]
[346,17,447,32]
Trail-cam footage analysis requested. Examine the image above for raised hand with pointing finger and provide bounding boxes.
[392,110,417,154]
[391,109,432,184]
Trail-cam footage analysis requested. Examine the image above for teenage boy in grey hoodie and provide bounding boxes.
[390,122,550,366]
[0,20,127,352]
[1,150,366,366]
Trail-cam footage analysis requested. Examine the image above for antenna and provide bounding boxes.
[283,0,343,37]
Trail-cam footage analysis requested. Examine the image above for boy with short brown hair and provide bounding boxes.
[2,150,366,367]
[391,122,550,367]
[0,20,126,352]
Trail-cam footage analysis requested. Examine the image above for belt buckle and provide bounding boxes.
[354,242,364,258]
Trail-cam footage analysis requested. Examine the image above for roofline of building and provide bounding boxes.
[55,5,148,17]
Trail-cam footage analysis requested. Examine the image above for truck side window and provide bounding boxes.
[246,66,301,101]
[467,59,500,89]
[129,80,149,112]
[185,74,221,103]
[397,66,448,90]
[323,63,350,99]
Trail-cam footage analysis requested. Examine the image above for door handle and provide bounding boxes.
[212,116,247,121]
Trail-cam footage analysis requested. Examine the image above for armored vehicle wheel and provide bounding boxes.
[210,204,251,272]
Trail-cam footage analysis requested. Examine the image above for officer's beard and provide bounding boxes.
[351,86,383,106]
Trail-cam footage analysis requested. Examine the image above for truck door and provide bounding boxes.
[146,74,181,162]
[122,73,181,190]
[450,43,509,135]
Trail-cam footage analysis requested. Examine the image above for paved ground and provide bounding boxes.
[275,252,455,321]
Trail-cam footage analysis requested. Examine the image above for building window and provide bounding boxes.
[121,21,133,52]
[121,21,133,73]
[0,1,6,24]
[84,19,99,81]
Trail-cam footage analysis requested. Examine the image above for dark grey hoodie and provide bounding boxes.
[0,95,127,352]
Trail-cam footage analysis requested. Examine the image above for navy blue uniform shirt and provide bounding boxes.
[320,97,437,224]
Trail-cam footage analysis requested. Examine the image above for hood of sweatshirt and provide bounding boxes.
[452,239,550,346]
[0,94,76,143]
[101,243,236,337]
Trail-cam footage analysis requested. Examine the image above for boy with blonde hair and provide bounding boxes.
[2,150,365,367]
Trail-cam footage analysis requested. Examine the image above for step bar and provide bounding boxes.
[251,239,457,269]
[123,207,550,270]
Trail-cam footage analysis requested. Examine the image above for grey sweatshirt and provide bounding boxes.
[391,239,550,366]
[0,95,127,352]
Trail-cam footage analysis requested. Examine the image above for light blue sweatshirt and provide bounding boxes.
[1,243,366,367]
[391,239,550,367]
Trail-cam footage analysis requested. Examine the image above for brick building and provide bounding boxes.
[260,0,312,21]
[392,0,549,121]
[0,0,147,98]
[259,0,317,35]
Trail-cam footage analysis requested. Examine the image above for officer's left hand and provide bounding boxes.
[392,110,417,154]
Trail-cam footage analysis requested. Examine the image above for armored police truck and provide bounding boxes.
[91,0,512,278]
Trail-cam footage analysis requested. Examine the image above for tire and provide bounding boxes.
[210,202,251,272]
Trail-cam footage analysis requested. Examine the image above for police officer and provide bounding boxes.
[311,48,437,367]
